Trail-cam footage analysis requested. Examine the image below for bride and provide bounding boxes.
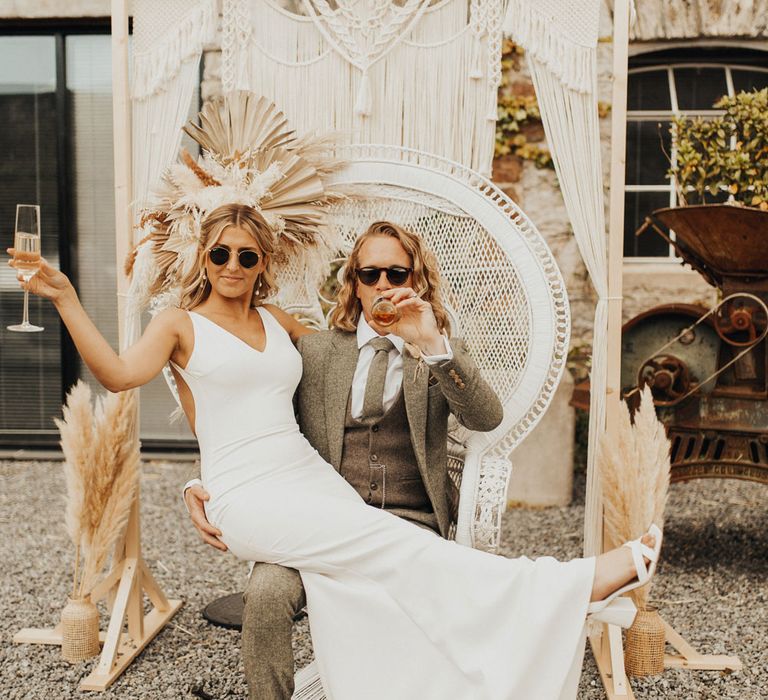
[12,201,661,700]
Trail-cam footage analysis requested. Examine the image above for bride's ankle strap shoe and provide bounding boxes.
[587,524,663,628]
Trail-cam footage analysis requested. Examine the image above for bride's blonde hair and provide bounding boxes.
[178,204,277,309]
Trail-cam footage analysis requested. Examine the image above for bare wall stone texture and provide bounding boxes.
[632,0,768,40]
[491,154,523,183]
[601,0,768,40]
[622,264,717,322]
[508,369,575,507]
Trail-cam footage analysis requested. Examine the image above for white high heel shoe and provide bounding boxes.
[587,523,663,628]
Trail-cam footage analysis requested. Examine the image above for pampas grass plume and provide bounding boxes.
[55,382,94,548]
[57,382,140,599]
[78,391,140,596]
[598,386,671,607]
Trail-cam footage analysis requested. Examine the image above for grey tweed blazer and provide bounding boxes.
[295,329,503,538]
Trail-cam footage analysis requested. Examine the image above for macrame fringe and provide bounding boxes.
[125,236,157,319]
[132,0,217,99]
[354,70,372,118]
[486,87,498,121]
[504,0,595,95]
[469,34,484,79]
[230,0,497,175]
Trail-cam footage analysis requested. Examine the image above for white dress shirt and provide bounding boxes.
[350,316,451,420]
[182,317,452,501]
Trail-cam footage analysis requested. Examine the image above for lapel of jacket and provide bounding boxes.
[402,351,429,472]
[324,330,359,468]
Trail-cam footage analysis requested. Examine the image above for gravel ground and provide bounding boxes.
[1,458,765,699]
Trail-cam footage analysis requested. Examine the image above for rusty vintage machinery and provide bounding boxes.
[622,204,768,485]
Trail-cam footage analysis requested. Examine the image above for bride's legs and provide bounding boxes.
[590,532,656,602]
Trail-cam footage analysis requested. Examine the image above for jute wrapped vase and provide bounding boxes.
[624,606,666,676]
[61,596,100,662]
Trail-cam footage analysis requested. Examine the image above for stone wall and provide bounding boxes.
[623,0,768,41]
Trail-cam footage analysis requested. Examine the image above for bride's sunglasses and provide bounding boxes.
[356,266,412,286]
[208,246,260,269]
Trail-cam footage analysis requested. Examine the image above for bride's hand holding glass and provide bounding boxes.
[7,252,75,305]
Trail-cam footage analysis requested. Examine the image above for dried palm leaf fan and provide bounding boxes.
[127,91,347,312]
[56,382,140,662]
[597,385,671,676]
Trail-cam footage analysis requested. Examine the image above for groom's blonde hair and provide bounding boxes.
[329,221,450,335]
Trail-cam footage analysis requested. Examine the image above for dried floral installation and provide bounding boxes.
[127,91,348,313]
[56,382,140,600]
[597,386,671,608]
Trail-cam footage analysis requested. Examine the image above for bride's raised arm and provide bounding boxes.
[8,254,182,393]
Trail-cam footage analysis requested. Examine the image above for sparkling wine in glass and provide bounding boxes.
[8,204,43,332]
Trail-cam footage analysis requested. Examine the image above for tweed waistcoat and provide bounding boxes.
[341,391,433,516]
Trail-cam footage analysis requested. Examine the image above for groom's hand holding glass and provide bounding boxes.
[367,286,447,357]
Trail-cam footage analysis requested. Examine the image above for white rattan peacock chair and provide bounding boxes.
[269,143,570,698]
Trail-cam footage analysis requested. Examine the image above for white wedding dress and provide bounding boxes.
[172,307,595,700]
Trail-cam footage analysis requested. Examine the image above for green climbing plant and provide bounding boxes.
[495,39,553,168]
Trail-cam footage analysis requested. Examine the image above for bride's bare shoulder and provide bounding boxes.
[262,303,315,341]
[152,306,191,327]
[145,307,194,345]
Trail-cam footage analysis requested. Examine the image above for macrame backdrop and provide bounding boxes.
[504,0,606,558]
[218,0,607,557]
[127,0,216,341]
[220,0,505,175]
[127,0,607,558]
[132,0,216,216]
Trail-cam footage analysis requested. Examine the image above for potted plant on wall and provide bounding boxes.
[671,87,768,210]
[638,88,768,288]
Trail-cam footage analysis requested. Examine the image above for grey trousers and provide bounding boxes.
[242,563,306,700]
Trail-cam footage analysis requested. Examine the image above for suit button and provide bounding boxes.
[370,454,378,462]
[370,483,378,490]
[372,424,379,432]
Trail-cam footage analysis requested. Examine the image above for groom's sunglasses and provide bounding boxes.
[208,246,260,269]
[356,266,412,286]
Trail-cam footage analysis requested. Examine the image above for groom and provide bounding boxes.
[184,221,503,699]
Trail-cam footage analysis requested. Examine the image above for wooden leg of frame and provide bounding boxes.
[590,625,635,699]
[662,618,742,672]
[15,492,181,691]
[78,554,182,692]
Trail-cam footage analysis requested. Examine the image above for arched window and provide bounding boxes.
[624,47,768,258]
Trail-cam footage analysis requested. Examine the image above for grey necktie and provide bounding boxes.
[361,337,395,420]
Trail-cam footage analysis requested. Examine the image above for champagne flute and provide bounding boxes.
[8,204,44,333]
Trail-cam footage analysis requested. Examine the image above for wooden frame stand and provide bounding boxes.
[591,624,632,698]
[662,618,742,673]
[590,617,742,699]
[14,498,182,691]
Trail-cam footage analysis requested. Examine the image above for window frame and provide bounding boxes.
[624,51,768,263]
[0,18,199,452]
[0,20,114,409]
